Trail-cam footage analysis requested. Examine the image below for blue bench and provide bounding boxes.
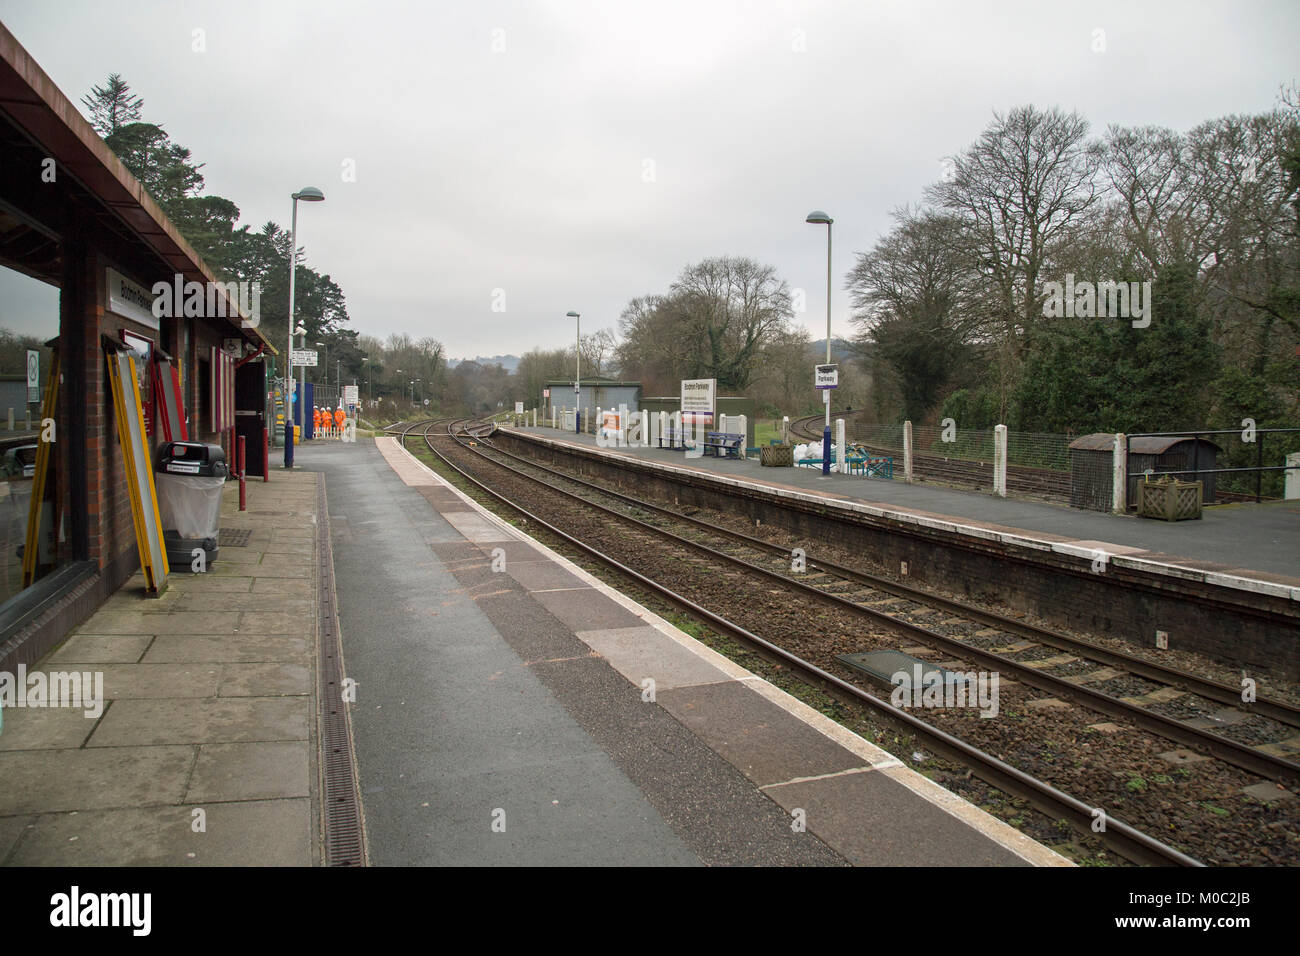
[704,432,744,459]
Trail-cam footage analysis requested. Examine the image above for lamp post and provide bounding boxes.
[316,341,327,387]
[362,357,370,404]
[285,186,324,467]
[567,311,580,433]
[806,210,833,476]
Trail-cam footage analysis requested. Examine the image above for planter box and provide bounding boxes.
[1137,478,1203,521]
[760,444,794,467]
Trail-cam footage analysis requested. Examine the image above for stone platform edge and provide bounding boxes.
[377,435,1069,868]
[502,427,1300,605]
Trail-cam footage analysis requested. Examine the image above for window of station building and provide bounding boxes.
[0,262,70,609]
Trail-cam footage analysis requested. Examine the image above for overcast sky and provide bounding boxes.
[1,0,1297,358]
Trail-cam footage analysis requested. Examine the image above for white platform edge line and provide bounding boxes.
[378,435,1071,868]
[505,428,1295,602]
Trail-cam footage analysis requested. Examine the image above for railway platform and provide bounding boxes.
[507,426,1300,587]
[0,471,320,866]
[303,436,1066,866]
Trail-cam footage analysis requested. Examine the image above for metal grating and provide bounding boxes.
[315,476,367,866]
[837,649,974,692]
[219,527,252,548]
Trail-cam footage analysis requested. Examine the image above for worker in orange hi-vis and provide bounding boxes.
[312,405,322,439]
[334,404,346,440]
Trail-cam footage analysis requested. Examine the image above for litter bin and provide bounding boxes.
[154,441,229,571]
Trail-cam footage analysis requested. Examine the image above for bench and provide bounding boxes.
[658,428,686,450]
[703,432,744,459]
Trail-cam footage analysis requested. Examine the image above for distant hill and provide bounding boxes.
[446,354,521,371]
[807,338,859,363]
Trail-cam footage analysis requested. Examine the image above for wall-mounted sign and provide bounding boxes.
[26,349,39,404]
[681,378,716,426]
[815,364,838,389]
[106,268,160,330]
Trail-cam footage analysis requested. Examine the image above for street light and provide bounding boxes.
[567,311,580,434]
[285,186,324,466]
[315,341,327,388]
[362,357,370,404]
[806,210,833,476]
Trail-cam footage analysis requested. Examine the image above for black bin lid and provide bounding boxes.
[155,441,228,476]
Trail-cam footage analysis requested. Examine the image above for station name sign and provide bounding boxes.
[681,378,716,426]
[106,268,160,331]
[815,364,838,389]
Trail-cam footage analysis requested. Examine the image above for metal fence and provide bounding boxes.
[850,423,1072,472]
[1127,428,1300,502]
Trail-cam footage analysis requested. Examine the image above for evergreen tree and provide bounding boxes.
[80,73,143,137]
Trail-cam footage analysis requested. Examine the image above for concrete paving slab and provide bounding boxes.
[186,741,310,802]
[141,634,310,665]
[96,663,222,699]
[0,706,99,750]
[0,814,32,863]
[762,767,1027,866]
[87,697,309,747]
[657,680,868,786]
[505,559,589,592]
[440,510,517,542]
[0,745,193,814]
[531,586,645,633]
[84,610,242,635]
[577,625,732,690]
[237,611,314,635]
[45,634,152,665]
[217,662,311,697]
[4,799,312,866]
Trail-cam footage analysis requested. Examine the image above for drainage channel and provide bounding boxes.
[315,475,367,866]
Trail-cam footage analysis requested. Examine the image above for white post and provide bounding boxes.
[6,408,11,431]
[1285,452,1300,499]
[659,411,668,446]
[836,418,846,473]
[738,414,748,455]
[993,424,1008,497]
[903,420,914,483]
[1113,433,1128,513]
[782,415,789,444]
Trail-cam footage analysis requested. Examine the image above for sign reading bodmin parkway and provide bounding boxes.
[680,378,716,427]
[815,364,838,389]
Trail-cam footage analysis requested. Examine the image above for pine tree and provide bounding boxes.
[80,73,143,137]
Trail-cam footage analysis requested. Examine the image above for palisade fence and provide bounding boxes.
[850,423,1073,472]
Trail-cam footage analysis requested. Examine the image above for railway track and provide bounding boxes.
[389,417,1241,866]
[789,412,1071,499]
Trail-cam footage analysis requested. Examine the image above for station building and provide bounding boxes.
[0,23,275,672]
